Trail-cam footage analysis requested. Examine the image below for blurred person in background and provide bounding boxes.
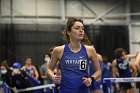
[50,46,61,93]
[101,56,112,93]
[40,53,52,93]
[0,61,13,88]
[134,52,140,93]
[49,46,61,75]
[112,48,137,93]
[11,62,32,93]
[22,57,39,80]
[0,61,15,93]
[89,53,103,93]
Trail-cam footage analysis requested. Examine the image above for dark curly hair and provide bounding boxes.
[114,48,126,59]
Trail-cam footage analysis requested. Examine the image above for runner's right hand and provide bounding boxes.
[53,72,61,84]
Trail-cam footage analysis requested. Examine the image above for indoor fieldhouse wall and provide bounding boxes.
[0,0,140,64]
[0,0,126,24]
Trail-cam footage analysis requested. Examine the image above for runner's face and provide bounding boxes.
[68,21,84,41]
[25,58,32,65]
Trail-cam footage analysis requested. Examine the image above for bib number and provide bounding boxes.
[79,60,87,70]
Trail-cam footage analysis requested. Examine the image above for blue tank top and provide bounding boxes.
[59,44,90,93]
[102,63,111,78]
[116,58,132,77]
[101,63,111,83]
[24,66,36,77]
[89,61,103,76]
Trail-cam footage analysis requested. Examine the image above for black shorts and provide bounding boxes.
[119,82,133,90]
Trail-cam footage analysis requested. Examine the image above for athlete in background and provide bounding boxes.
[112,48,137,93]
